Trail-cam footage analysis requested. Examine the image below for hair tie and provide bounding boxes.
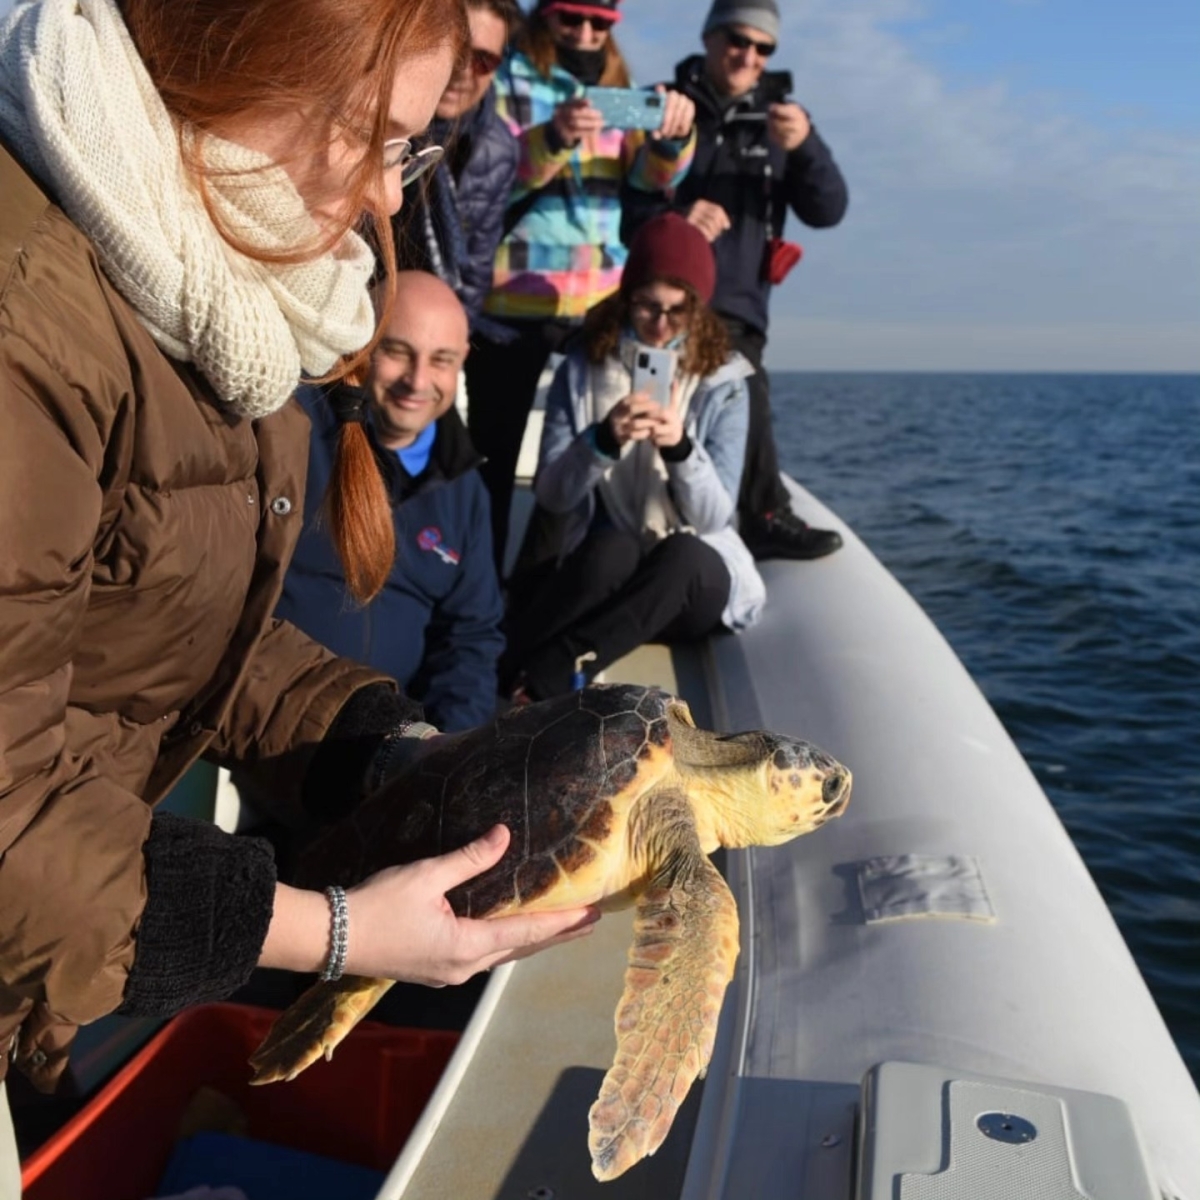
[330,382,369,426]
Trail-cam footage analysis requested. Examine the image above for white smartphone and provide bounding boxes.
[631,346,676,408]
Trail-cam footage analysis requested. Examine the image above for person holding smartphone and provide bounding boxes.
[464,0,698,571]
[622,0,850,563]
[500,213,765,702]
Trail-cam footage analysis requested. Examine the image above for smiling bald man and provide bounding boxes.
[278,272,505,733]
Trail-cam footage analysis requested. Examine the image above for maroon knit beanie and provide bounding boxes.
[621,212,717,305]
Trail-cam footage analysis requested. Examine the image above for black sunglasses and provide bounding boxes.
[470,47,503,76]
[555,11,617,32]
[723,28,777,57]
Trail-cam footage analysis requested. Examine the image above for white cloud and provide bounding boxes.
[618,0,1200,370]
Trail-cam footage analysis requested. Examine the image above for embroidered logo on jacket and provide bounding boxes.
[417,526,461,566]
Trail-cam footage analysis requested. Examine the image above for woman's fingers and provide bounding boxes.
[464,906,602,973]
[654,87,695,140]
[428,823,511,891]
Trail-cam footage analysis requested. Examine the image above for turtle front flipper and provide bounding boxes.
[248,975,395,1084]
[587,800,740,1181]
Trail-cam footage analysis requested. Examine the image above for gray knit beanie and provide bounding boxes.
[702,0,780,43]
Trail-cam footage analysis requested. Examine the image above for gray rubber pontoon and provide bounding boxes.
[375,478,1200,1200]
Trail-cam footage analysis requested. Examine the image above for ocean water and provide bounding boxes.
[771,371,1200,1086]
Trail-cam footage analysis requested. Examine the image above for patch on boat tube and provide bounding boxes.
[857,855,995,923]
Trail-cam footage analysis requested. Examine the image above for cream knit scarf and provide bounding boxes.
[0,0,376,419]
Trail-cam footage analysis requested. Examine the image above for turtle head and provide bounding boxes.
[668,707,851,849]
[756,736,851,844]
[698,732,851,848]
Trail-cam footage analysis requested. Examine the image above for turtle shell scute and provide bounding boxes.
[296,685,677,915]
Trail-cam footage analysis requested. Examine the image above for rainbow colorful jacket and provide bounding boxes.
[485,50,696,322]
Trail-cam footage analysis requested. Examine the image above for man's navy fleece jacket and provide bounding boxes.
[277,386,504,732]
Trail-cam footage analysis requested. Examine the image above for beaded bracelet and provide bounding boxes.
[321,885,349,982]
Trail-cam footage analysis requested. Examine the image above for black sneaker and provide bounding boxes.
[742,509,844,562]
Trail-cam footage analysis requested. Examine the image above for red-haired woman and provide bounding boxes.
[503,213,766,701]
[0,0,594,1170]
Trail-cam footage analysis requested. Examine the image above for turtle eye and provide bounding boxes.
[822,771,849,810]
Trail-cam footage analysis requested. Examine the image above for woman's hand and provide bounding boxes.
[262,825,600,987]
[651,86,696,142]
[650,382,685,449]
[606,392,663,446]
[552,98,605,148]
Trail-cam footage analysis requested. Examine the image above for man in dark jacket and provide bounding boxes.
[624,0,849,560]
[278,274,505,732]
[394,0,520,330]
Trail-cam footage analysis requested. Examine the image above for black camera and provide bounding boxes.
[760,71,793,106]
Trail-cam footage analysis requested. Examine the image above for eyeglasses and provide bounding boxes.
[723,28,777,57]
[471,47,503,77]
[382,138,445,185]
[631,298,691,327]
[555,11,617,32]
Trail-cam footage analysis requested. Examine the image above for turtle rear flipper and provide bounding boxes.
[587,807,740,1181]
[249,975,395,1084]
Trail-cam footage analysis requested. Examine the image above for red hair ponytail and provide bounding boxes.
[326,419,395,605]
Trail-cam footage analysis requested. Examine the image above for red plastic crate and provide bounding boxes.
[21,1003,457,1200]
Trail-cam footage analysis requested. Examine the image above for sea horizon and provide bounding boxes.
[770,367,1200,378]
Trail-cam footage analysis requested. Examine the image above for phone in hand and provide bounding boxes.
[632,346,676,409]
[583,87,666,132]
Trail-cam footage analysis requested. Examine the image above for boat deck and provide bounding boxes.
[374,474,1200,1200]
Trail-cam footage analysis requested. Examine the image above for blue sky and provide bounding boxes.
[617,0,1200,371]
[2,0,1195,370]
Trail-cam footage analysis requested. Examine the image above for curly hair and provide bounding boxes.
[583,284,731,379]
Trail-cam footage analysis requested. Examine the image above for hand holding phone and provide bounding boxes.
[552,97,605,147]
[767,102,811,151]
[653,87,696,141]
[606,393,661,446]
[651,380,686,449]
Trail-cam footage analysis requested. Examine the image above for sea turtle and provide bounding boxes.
[249,683,850,1181]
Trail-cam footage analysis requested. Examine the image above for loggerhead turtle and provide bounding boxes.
[249,683,850,1181]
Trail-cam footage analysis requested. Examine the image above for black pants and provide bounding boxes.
[723,319,789,520]
[465,318,577,572]
[505,529,731,700]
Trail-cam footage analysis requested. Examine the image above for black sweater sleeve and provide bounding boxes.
[783,122,849,229]
[118,684,424,1017]
[116,813,277,1017]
